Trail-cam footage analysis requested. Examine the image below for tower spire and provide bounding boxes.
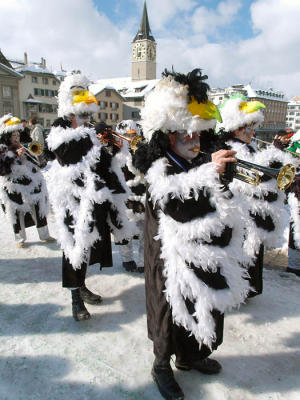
[133,1,155,42]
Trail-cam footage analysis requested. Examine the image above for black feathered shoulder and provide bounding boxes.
[133,130,171,174]
[52,117,72,129]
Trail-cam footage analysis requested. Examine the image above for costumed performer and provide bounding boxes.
[133,68,253,400]
[0,114,54,248]
[47,72,137,322]
[114,120,145,273]
[216,95,294,297]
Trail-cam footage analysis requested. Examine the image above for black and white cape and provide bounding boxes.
[145,153,252,348]
[0,145,49,232]
[46,123,137,269]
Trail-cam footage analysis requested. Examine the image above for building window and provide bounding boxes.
[2,86,12,98]
[105,90,111,97]
[131,111,140,119]
[42,77,49,84]
[111,102,118,110]
[52,80,57,85]
[3,102,13,114]
[100,101,107,109]
[112,113,118,122]
[100,112,107,121]
[46,120,51,127]
[32,76,38,83]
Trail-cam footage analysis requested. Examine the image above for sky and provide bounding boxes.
[0,0,299,98]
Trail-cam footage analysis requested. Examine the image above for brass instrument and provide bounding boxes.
[21,141,43,163]
[253,137,300,158]
[97,129,142,152]
[234,158,295,191]
[192,147,295,190]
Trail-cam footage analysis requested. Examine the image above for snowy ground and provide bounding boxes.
[0,211,300,400]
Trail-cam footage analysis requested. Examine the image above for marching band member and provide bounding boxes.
[115,120,145,273]
[216,95,294,296]
[47,73,136,321]
[0,114,54,247]
[133,69,252,400]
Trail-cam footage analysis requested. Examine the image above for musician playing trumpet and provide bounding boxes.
[0,114,54,248]
[47,72,137,322]
[133,69,254,400]
[215,95,296,297]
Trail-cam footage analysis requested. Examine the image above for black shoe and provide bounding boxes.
[71,289,91,321]
[286,267,300,277]
[80,284,102,305]
[122,260,137,272]
[151,364,184,400]
[175,357,222,375]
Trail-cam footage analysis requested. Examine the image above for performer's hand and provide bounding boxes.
[16,147,26,157]
[281,136,290,144]
[211,149,237,174]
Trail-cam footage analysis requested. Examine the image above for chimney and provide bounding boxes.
[24,52,28,65]
[41,57,46,69]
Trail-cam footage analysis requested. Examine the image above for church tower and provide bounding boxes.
[132,1,156,81]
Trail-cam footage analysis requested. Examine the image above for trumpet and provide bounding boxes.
[97,129,142,153]
[253,137,300,158]
[21,141,43,163]
[192,147,295,190]
[233,158,295,191]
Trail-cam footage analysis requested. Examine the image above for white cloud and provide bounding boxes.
[0,0,299,97]
[0,0,133,80]
[191,0,242,35]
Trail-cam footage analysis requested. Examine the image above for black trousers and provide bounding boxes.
[247,244,264,297]
[62,253,87,288]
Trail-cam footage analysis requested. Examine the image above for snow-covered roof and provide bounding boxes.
[0,62,23,78]
[15,63,57,76]
[244,84,288,102]
[89,77,159,100]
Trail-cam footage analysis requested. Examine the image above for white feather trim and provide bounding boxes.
[288,192,300,250]
[146,158,252,348]
[217,98,264,132]
[108,144,138,241]
[0,156,49,226]
[141,77,216,142]
[228,142,292,256]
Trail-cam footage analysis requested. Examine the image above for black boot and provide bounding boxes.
[122,260,138,272]
[71,289,91,321]
[80,284,102,305]
[175,357,222,375]
[151,359,184,400]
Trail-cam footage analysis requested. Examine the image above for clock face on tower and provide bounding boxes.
[132,43,146,61]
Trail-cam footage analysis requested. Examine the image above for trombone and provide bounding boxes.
[193,147,295,190]
[253,137,300,158]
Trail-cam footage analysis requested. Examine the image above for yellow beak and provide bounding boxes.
[239,100,266,114]
[72,90,98,105]
[5,117,21,126]
[188,97,222,122]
